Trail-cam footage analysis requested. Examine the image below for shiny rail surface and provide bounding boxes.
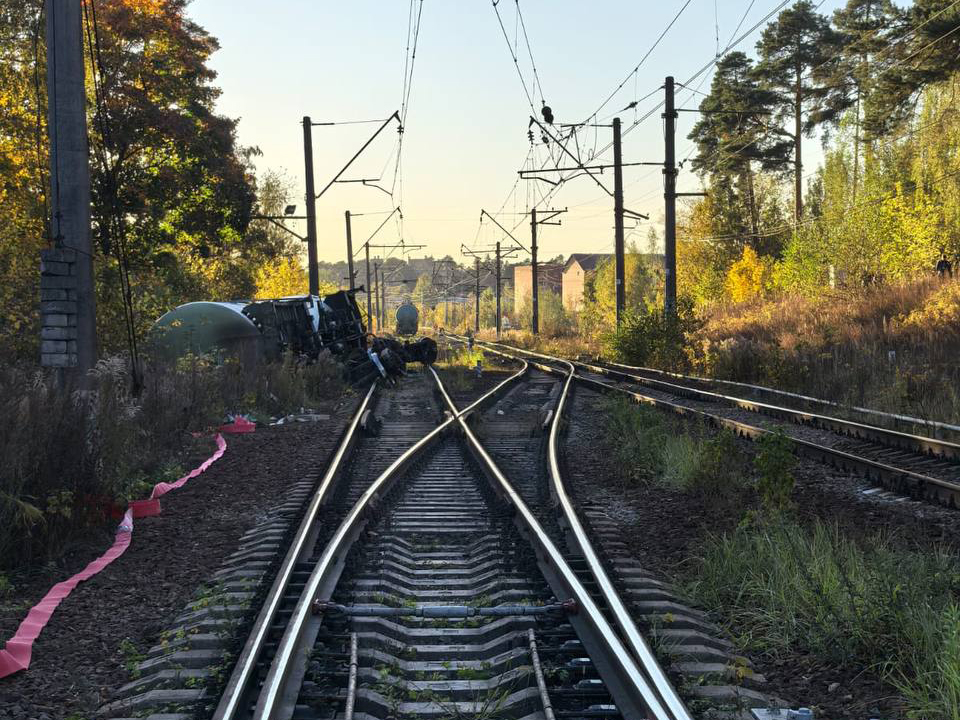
[431,365,683,720]
[603,358,960,442]
[464,338,960,509]
[214,381,380,720]
[250,363,528,719]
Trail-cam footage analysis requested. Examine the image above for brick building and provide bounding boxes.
[512,263,563,312]
[562,253,612,311]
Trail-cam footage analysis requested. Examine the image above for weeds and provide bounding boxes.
[685,519,960,717]
[601,398,746,500]
[0,350,344,570]
[753,429,796,511]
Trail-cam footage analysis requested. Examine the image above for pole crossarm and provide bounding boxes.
[623,208,650,221]
[480,209,528,253]
[251,215,308,242]
[528,116,613,197]
[353,207,402,256]
[316,111,401,200]
[335,178,392,196]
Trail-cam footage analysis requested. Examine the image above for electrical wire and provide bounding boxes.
[492,0,538,113]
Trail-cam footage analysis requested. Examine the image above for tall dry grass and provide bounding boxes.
[0,351,345,570]
[692,277,960,423]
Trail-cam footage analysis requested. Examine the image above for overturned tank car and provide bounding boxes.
[151,289,436,384]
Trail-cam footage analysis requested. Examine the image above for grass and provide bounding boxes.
[600,397,748,502]
[685,519,960,719]
[0,350,346,570]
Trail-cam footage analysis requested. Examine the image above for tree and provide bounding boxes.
[755,1,843,222]
[868,0,960,137]
[689,52,784,243]
[817,0,896,200]
[85,0,261,352]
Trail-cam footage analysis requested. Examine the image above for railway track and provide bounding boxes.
[210,360,693,720]
[462,339,960,509]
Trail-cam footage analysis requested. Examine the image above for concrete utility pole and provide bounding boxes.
[474,257,480,332]
[344,211,355,290]
[43,0,97,374]
[530,208,539,335]
[364,243,372,325]
[613,117,626,328]
[373,262,381,332]
[495,241,502,338]
[528,207,565,335]
[381,266,387,330]
[663,77,678,315]
[302,117,319,296]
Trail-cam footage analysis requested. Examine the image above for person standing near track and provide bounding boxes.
[936,250,953,280]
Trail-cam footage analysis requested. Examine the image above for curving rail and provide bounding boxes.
[430,365,685,720]
[461,338,960,508]
[249,361,528,720]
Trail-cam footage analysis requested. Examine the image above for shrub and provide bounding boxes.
[0,351,345,570]
[602,398,666,483]
[753,429,796,511]
[606,298,700,371]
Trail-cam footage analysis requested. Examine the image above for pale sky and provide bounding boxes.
[189,0,847,265]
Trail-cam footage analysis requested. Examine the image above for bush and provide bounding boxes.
[606,298,700,371]
[754,429,796,511]
[0,352,345,570]
[602,398,666,484]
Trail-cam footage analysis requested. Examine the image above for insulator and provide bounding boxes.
[541,103,554,125]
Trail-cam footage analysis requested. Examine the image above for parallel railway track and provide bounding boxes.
[463,339,960,509]
[212,360,693,720]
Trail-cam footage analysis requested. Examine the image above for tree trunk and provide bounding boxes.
[852,90,861,202]
[745,166,759,244]
[794,62,803,223]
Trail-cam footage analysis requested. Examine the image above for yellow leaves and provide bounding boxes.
[901,280,960,331]
[725,246,771,304]
[253,255,337,299]
[113,0,165,18]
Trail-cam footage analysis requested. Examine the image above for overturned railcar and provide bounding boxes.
[152,290,367,362]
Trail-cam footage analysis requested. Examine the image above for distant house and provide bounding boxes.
[512,263,563,312]
[562,254,612,311]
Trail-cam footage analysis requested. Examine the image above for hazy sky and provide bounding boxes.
[189,0,847,265]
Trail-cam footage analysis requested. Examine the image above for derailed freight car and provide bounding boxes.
[151,289,436,383]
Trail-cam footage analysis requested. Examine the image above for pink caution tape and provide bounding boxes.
[0,431,233,678]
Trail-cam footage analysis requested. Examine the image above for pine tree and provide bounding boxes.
[754,1,843,223]
[868,0,960,137]
[816,0,896,200]
[688,52,784,246]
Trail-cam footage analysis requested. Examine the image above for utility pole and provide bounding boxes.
[43,0,96,374]
[530,208,539,335]
[373,262,381,333]
[344,210,355,290]
[302,117,319,295]
[613,117,626,327]
[528,207,566,335]
[519,120,648,329]
[381,266,387,330]
[495,241,502,338]
[474,257,480,332]
[663,77,678,315]
[364,243,372,326]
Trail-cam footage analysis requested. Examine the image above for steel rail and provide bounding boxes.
[479,340,960,461]
[253,362,528,720]
[214,381,379,720]
[430,365,675,720]
[464,339,960,507]
[547,357,693,720]
[603,358,960,441]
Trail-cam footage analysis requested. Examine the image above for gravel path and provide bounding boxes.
[0,395,357,720]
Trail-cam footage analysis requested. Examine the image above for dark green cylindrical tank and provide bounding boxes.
[149,301,263,363]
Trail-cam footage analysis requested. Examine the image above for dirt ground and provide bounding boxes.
[0,395,356,720]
